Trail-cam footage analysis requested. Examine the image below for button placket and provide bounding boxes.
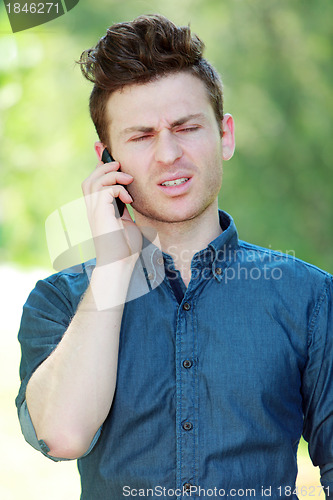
[175,293,198,496]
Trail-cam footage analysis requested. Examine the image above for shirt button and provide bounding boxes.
[147,272,154,280]
[157,257,164,265]
[183,302,191,311]
[183,421,193,431]
[183,359,193,369]
[38,439,50,453]
[215,267,222,275]
[183,482,193,492]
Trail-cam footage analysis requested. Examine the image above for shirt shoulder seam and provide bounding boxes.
[45,260,95,286]
[307,274,332,342]
[238,240,331,278]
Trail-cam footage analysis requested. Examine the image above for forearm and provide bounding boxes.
[25,257,136,459]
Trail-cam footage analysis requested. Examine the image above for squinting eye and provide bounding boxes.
[179,126,200,133]
[132,135,152,142]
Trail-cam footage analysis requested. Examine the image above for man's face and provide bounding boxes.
[106,71,234,224]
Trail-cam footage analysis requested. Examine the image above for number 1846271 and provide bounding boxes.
[5,3,60,14]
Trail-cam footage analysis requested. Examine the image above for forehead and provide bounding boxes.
[106,72,213,135]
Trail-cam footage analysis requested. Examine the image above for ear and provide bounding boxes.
[221,113,235,161]
[94,141,107,161]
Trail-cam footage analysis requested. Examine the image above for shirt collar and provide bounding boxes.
[183,210,238,281]
[208,210,239,259]
[207,210,239,281]
[140,210,239,285]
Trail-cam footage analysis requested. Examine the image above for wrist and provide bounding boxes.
[90,254,138,310]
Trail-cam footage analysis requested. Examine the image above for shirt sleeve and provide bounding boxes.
[18,399,102,462]
[302,274,333,496]
[15,266,102,461]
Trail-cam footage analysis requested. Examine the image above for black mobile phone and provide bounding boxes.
[101,148,125,218]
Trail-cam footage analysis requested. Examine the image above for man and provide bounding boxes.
[16,14,333,500]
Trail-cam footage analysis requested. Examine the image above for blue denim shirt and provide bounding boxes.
[16,211,333,499]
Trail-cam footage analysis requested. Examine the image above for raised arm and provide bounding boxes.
[25,159,141,459]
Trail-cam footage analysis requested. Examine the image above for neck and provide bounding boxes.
[134,202,222,286]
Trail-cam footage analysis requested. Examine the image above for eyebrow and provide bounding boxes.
[120,113,206,136]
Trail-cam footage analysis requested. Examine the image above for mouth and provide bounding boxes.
[158,175,192,196]
[161,177,189,187]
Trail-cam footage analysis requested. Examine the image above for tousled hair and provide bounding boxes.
[78,14,224,148]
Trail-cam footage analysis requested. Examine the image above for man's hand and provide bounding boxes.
[82,160,142,266]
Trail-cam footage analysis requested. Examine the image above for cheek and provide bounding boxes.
[206,141,223,172]
[119,149,149,177]
[204,149,223,191]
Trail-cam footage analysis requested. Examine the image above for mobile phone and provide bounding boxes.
[101,148,125,217]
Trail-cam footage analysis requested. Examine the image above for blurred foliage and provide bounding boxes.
[0,0,332,271]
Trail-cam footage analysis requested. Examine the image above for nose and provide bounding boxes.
[154,130,182,165]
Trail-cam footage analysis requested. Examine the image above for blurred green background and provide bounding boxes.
[0,0,332,272]
[0,0,331,499]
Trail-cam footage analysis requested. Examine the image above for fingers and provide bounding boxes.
[101,171,133,188]
[84,185,133,215]
[86,172,133,195]
[82,160,119,189]
[81,160,134,230]
[82,163,133,196]
[104,184,133,205]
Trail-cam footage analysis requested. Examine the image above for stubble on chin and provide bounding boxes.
[129,165,222,225]
[131,194,218,226]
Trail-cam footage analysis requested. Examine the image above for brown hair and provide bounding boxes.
[78,14,224,148]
